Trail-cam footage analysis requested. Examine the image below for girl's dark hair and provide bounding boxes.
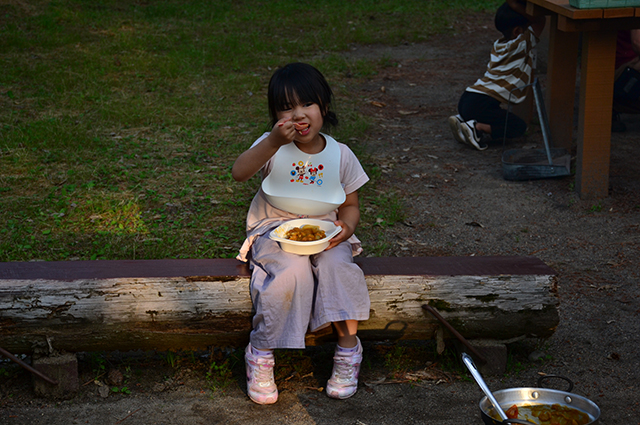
[267,62,338,129]
[495,2,529,39]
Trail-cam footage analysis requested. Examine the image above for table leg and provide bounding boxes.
[545,16,579,151]
[576,29,617,200]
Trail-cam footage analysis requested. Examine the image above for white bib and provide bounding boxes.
[262,134,346,216]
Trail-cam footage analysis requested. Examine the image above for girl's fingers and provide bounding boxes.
[277,118,292,127]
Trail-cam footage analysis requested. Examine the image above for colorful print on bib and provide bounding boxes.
[290,161,325,186]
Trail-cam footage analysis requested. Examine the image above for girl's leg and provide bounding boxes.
[310,242,369,399]
[327,321,363,400]
[309,242,370,331]
[249,234,315,349]
[333,320,359,348]
[245,233,315,405]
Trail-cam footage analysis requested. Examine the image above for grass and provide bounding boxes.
[1,0,501,261]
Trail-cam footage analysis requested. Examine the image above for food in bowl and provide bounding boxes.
[285,225,326,241]
[269,219,342,255]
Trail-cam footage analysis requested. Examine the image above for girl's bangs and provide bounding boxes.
[272,82,322,112]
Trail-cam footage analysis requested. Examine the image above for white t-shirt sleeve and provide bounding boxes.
[339,143,369,195]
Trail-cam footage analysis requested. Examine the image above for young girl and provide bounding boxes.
[232,62,370,405]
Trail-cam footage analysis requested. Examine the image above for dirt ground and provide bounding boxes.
[1,12,639,425]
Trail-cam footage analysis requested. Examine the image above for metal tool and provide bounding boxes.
[0,346,58,385]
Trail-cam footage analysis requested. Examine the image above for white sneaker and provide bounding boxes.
[326,337,363,400]
[460,120,488,151]
[245,344,278,404]
[448,115,467,144]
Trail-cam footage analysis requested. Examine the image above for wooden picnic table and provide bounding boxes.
[526,0,640,199]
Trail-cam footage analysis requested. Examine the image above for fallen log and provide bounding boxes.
[0,256,559,354]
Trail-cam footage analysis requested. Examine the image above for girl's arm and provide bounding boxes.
[231,118,297,182]
[325,191,360,251]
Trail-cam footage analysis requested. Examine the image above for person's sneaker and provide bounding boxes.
[245,344,278,404]
[460,120,488,151]
[448,115,467,144]
[326,337,363,400]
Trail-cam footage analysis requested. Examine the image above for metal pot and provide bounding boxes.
[479,376,600,425]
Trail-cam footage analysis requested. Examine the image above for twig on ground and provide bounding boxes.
[115,408,141,424]
[83,372,106,386]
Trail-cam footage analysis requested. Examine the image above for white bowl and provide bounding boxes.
[269,219,342,255]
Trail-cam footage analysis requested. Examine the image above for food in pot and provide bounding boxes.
[506,404,519,419]
[285,225,326,241]
[528,404,590,425]
[493,403,591,425]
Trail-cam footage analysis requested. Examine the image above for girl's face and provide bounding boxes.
[276,100,325,150]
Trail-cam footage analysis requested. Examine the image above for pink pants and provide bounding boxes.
[248,233,370,349]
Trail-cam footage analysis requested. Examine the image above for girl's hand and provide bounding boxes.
[324,191,360,251]
[325,219,354,251]
[231,117,295,182]
[268,117,297,147]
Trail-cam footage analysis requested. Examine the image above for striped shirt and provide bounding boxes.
[466,26,538,104]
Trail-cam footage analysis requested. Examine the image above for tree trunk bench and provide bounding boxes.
[0,256,559,354]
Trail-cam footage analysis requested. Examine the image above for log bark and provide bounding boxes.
[0,257,559,353]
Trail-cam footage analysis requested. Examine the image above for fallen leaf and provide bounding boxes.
[597,285,619,291]
[465,221,484,228]
[364,377,387,386]
[399,110,419,115]
[98,385,110,398]
[370,101,386,108]
[396,365,451,383]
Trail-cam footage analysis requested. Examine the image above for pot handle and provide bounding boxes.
[537,374,574,392]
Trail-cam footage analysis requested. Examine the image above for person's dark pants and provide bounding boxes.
[458,91,526,140]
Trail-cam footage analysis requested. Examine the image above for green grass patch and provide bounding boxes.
[1,0,501,261]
